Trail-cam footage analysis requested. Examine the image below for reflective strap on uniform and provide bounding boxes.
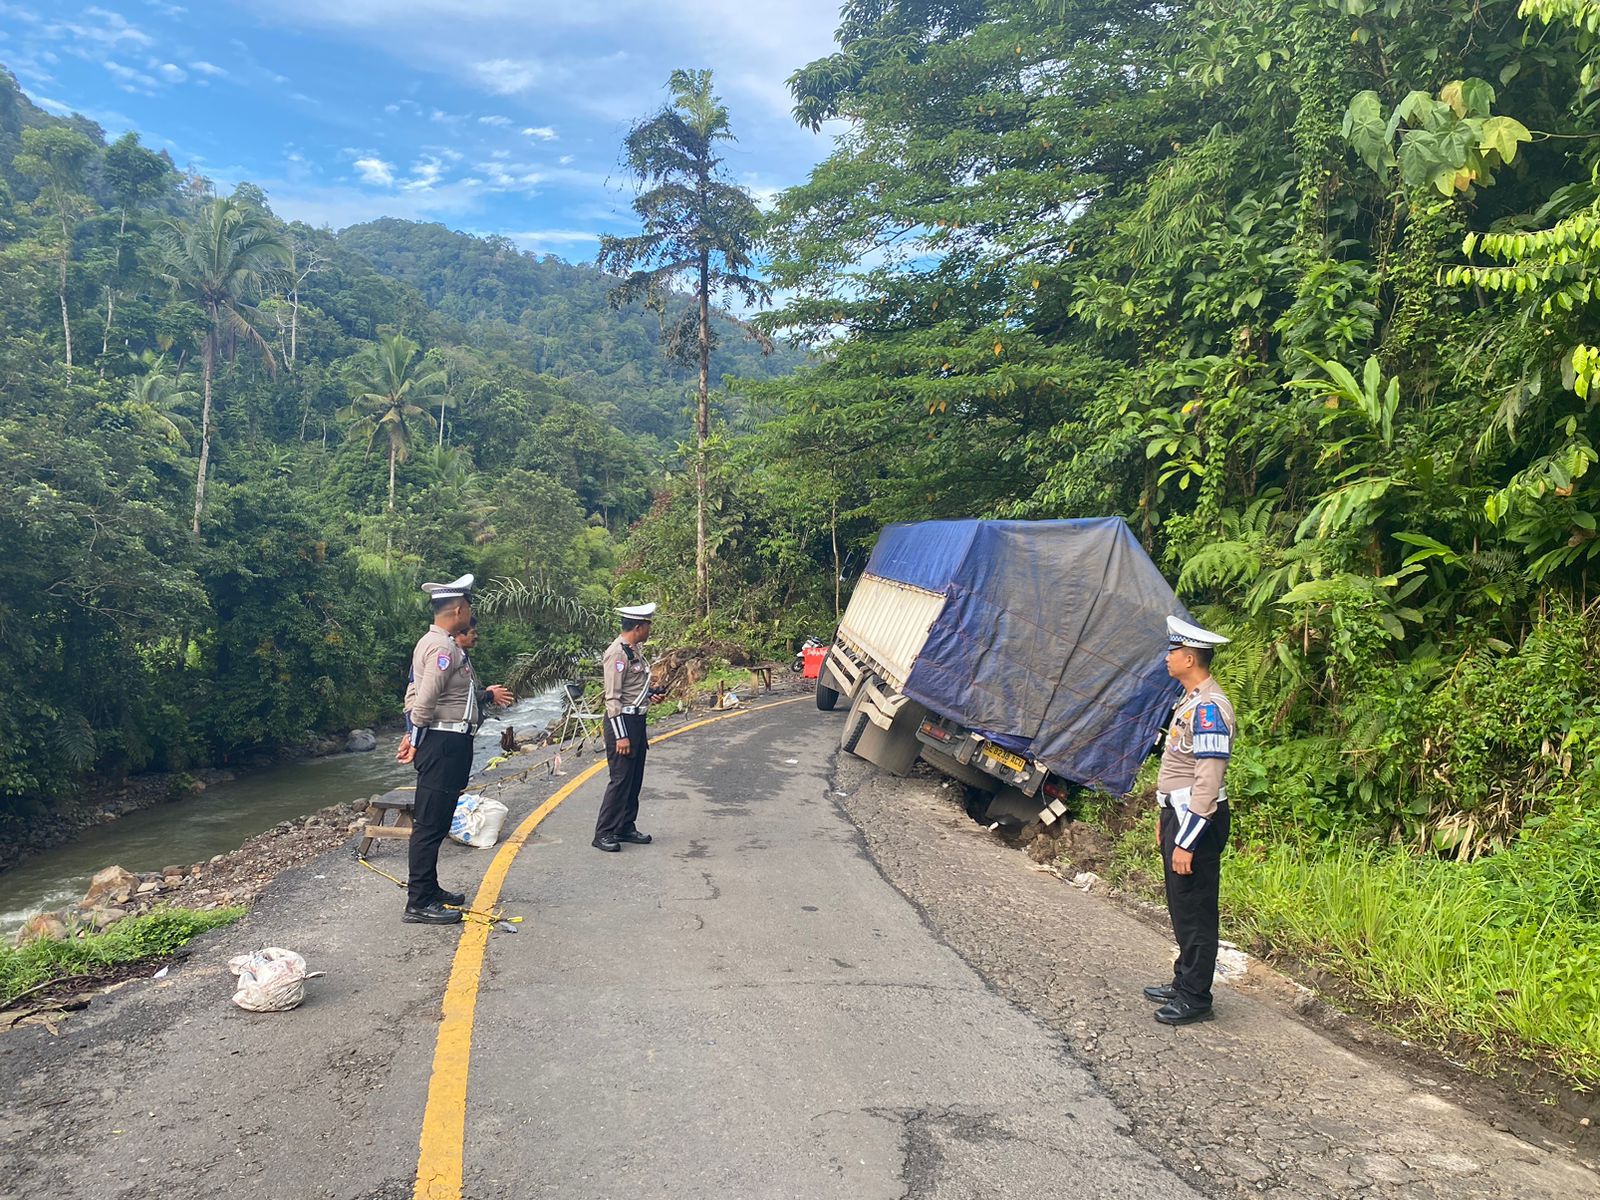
[1174,808,1210,850]
[428,721,472,734]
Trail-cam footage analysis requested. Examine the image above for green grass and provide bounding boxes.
[1102,802,1600,1088]
[1220,843,1600,1085]
[1,907,245,1007]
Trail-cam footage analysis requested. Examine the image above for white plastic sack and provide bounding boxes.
[228,947,308,1012]
[449,792,510,848]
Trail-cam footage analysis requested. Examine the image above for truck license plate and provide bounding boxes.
[979,742,1027,772]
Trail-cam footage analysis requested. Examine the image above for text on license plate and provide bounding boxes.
[979,742,1027,772]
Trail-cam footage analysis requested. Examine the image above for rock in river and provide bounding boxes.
[345,729,378,753]
[81,865,139,908]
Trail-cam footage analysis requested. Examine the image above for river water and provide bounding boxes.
[0,690,564,934]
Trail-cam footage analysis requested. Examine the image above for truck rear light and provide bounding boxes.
[919,720,951,742]
[1041,776,1069,801]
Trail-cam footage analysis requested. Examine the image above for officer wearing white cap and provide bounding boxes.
[403,575,513,924]
[592,602,666,852]
[1145,614,1235,1024]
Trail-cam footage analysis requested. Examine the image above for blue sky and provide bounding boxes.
[0,0,843,259]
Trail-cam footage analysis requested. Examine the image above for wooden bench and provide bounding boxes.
[355,789,415,857]
[748,662,786,691]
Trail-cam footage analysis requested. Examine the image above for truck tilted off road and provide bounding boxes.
[817,518,1186,826]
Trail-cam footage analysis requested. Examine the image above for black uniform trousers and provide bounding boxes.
[1160,801,1231,1008]
[409,729,473,908]
[595,712,648,839]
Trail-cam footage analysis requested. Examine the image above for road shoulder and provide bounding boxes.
[833,754,1599,1200]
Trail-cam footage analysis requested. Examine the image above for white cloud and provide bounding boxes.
[53,7,155,51]
[477,114,511,126]
[401,154,445,191]
[472,57,546,95]
[189,60,226,77]
[103,59,160,92]
[154,61,185,82]
[352,156,395,186]
[506,228,597,251]
[522,125,557,141]
[384,103,399,113]
[558,154,574,165]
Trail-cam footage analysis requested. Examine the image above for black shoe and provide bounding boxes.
[616,830,652,844]
[1143,984,1178,1003]
[403,901,463,925]
[1153,999,1214,1026]
[592,835,621,852]
[436,888,466,907]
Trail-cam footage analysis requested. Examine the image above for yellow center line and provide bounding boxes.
[413,694,811,1200]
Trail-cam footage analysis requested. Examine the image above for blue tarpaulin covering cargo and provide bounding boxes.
[864,518,1187,795]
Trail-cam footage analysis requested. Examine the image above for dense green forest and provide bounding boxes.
[0,66,794,824]
[612,0,1600,1083]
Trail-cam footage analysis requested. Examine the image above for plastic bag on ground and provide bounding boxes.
[228,947,308,1012]
[449,792,510,848]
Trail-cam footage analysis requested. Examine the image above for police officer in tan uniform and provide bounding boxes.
[404,575,512,923]
[592,602,665,852]
[1145,614,1235,1024]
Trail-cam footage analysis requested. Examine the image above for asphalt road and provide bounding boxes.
[0,697,1594,1200]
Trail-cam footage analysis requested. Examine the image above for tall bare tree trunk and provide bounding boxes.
[696,252,711,620]
[57,235,73,371]
[831,495,841,620]
[192,332,215,535]
[100,208,128,375]
[385,443,397,571]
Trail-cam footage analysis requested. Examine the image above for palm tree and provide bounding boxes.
[126,351,196,448]
[598,69,771,619]
[343,333,446,512]
[157,198,289,534]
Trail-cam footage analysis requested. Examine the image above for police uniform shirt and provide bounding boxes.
[1156,678,1236,851]
[601,634,651,741]
[409,625,482,736]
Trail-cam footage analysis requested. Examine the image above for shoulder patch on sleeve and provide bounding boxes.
[1192,703,1232,758]
[615,659,626,672]
[437,653,452,671]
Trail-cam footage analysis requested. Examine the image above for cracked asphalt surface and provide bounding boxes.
[1,699,1596,1199]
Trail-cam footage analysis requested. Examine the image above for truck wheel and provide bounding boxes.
[815,682,840,711]
[840,688,872,753]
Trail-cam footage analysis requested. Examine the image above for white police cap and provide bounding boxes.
[421,573,475,600]
[616,602,657,621]
[1167,614,1229,649]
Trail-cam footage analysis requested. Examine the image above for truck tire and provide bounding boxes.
[816,681,840,711]
[840,687,872,753]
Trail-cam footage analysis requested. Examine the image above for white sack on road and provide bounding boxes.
[228,947,309,1012]
[449,793,509,848]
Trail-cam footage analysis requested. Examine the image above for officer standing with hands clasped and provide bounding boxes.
[1145,614,1235,1025]
[403,575,513,924]
[592,602,666,853]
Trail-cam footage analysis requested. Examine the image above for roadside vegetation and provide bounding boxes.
[0,907,244,1008]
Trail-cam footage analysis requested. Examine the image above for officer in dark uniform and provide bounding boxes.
[1145,614,1235,1023]
[592,602,665,852]
[404,575,512,923]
